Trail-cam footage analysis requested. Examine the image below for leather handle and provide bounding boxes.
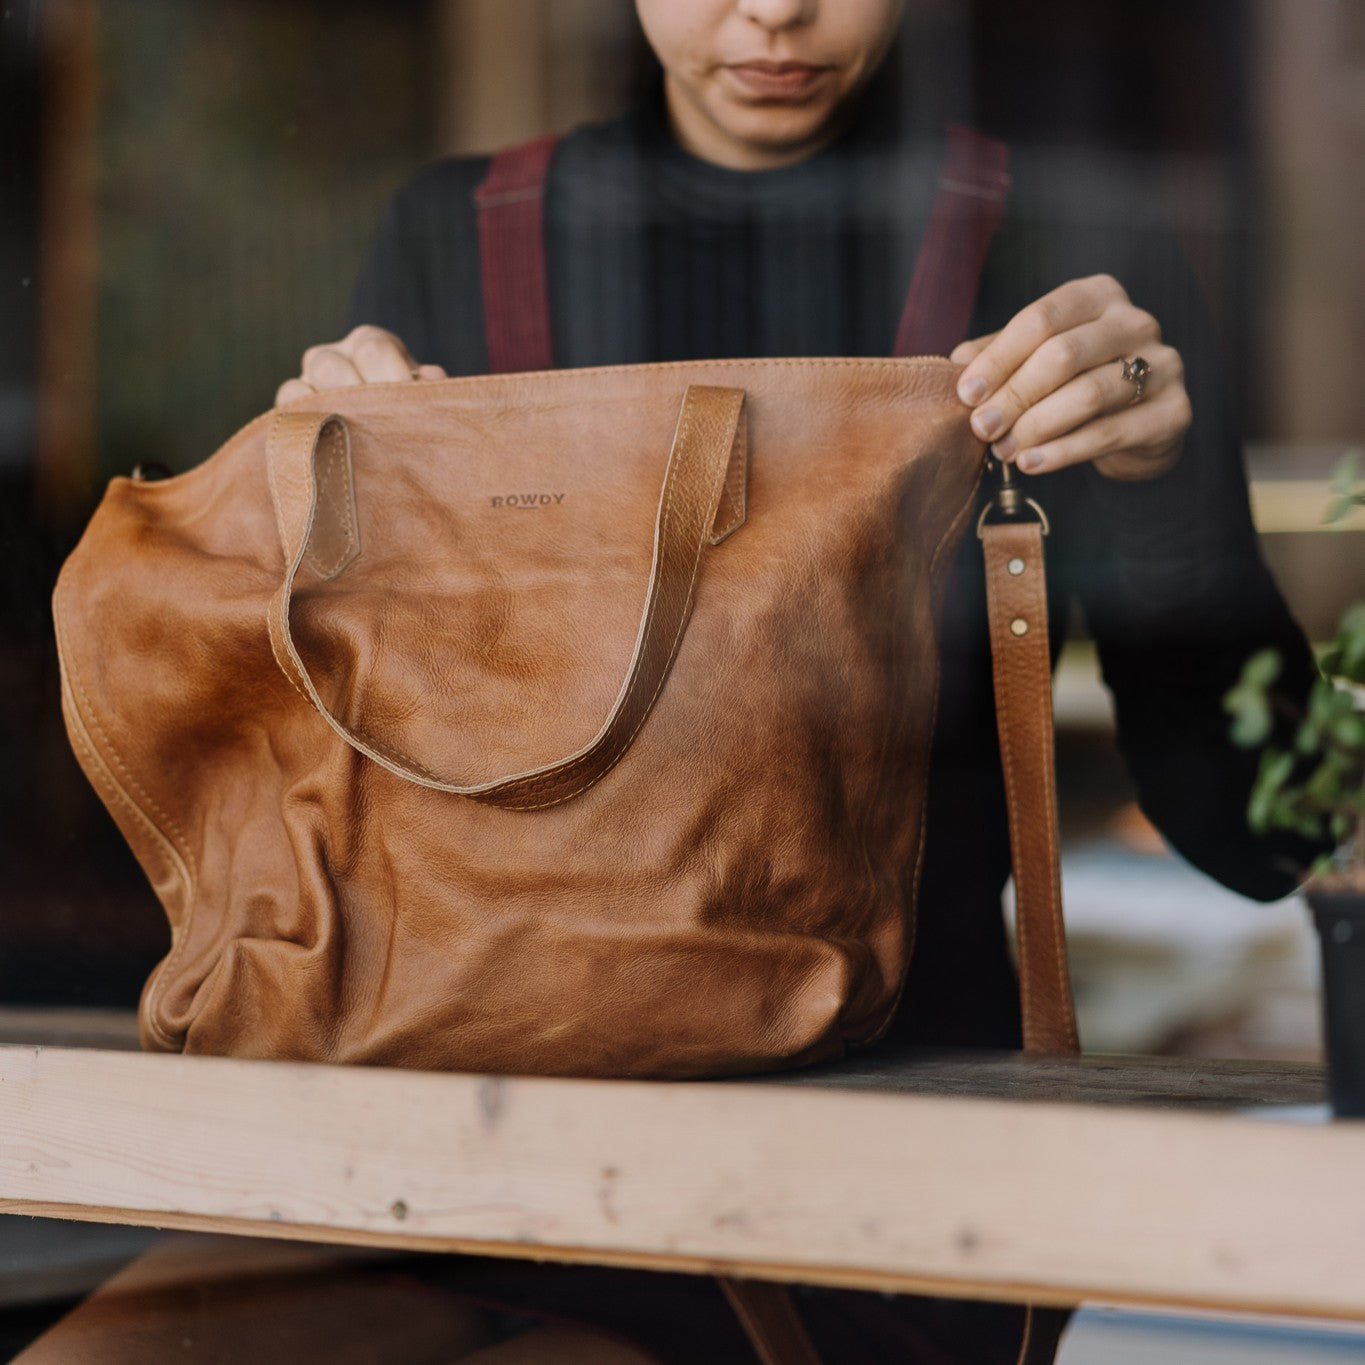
[719,1279,823,1365]
[981,517,1080,1054]
[265,385,748,811]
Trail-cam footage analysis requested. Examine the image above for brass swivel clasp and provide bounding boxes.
[976,456,1050,538]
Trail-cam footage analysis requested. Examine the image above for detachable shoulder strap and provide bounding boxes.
[978,470,1078,1365]
[978,493,1079,1055]
[893,124,1011,358]
[474,133,560,373]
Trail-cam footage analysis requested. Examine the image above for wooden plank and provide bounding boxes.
[0,1046,1360,1320]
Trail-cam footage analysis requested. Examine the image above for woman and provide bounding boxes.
[275,1,1317,1359]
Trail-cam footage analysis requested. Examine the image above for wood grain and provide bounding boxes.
[0,1046,1358,1320]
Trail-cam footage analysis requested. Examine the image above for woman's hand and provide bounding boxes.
[275,325,446,406]
[950,274,1192,482]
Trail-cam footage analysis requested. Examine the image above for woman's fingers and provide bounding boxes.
[953,274,1191,481]
[274,378,315,406]
[957,277,1151,432]
[277,326,444,407]
[949,332,998,366]
[1012,379,1190,480]
[300,346,366,390]
[956,275,1124,402]
[348,326,421,383]
[992,342,1181,462]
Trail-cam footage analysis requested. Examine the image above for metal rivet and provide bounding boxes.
[1011,618,1028,637]
[390,1199,409,1220]
[1334,921,1354,945]
[1008,558,1025,576]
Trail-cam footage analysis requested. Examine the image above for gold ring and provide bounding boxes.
[1121,356,1152,404]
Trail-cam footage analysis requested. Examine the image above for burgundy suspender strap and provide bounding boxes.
[893,124,1011,358]
[474,133,560,374]
[477,125,1009,373]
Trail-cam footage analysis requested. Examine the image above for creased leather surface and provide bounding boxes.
[982,520,1079,1054]
[54,358,987,1078]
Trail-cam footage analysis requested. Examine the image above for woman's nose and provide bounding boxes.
[735,0,817,33]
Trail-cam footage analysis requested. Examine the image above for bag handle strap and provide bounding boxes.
[980,471,1079,1361]
[264,385,747,811]
[978,473,1079,1053]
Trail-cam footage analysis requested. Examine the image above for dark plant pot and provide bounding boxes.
[1308,886,1365,1118]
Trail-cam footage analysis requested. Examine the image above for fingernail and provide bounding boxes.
[993,432,1017,459]
[972,406,1003,441]
[959,376,988,405]
[1017,450,1044,473]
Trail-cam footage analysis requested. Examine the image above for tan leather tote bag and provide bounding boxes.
[54,357,1074,1078]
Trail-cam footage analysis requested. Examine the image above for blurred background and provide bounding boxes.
[1,2,1363,1360]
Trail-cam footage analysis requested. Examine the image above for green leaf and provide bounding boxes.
[1228,693,1272,748]
[1308,679,1349,727]
[1332,812,1351,842]
[1331,712,1365,751]
[1295,718,1322,755]
[1243,649,1282,690]
[1306,755,1347,803]
[1325,495,1357,526]
[1337,605,1365,678]
[1330,449,1362,496]
[1248,748,1295,830]
[1297,813,1326,841]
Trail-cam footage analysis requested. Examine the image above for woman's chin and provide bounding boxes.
[701,102,843,169]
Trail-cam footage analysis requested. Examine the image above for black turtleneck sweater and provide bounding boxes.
[348,85,1319,1054]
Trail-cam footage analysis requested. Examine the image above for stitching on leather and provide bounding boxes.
[710,406,747,544]
[265,413,291,557]
[491,392,733,809]
[345,727,444,785]
[57,614,198,888]
[1013,531,1077,1051]
[266,585,447,786]
[303,355,959,398]
[988,538,1039,1046]
[267,416,442,787]
[989,528,1076,1051]
[280,391,683,792]
[55,608,192,1050]
[309,420,357,579]
[270,397,707,800]
[65,716,183,1051]
[267,605,322,711]
[490,393,700,806]
[269,378,948,806]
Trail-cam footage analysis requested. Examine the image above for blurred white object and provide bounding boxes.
[1009,842,1321,1056]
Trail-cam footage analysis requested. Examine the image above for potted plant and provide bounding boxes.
[1224,451,1365,1115]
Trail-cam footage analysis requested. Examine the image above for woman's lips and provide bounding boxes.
[723,61,831,100]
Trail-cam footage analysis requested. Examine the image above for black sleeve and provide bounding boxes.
[982,150,1324,899]
[346,156,492,376]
